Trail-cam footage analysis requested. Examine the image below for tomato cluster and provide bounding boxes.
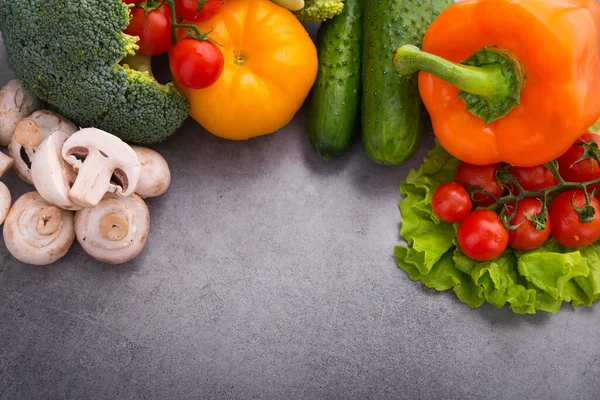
[123,0,225,89]
[432,133,600,261]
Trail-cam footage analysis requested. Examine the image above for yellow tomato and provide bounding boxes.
[176,0,318,140]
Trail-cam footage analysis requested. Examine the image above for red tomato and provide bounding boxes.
[549,189,600,248]
[457,210,509,262]
[454,162,505,206]
[124,1,173,56]
[176,0,224,22]
[432,182,472,223]
[169,37,224,89]
[506,199,551,251]
[557,133,600,188]
[508,165,557,194]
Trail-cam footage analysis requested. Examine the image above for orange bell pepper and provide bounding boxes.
[393,0,600,167]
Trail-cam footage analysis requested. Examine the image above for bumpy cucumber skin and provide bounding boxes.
[306,0,364,160]
[362,0,452,165]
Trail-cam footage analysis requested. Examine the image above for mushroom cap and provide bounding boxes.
[31,131,81,211]
[75,193,150,264]
[0,182,11,226]
[0,80,42,146]
[0,152,14,178]
[3,191,75,266]
[131,146,171,198]
[62,128,140,208]
[9,110,78,185]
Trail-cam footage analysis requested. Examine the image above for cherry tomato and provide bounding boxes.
[124,1,173,56]
[508,165,557,194]
[454,162,505,206]
[457,210,509,262]
[549,189,600,249]
[557,133,600,189]
[169,37,224,89]
[176,0,224,22]
[506,199,551,251]
[432,182,472,223]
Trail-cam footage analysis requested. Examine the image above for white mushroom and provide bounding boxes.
[0,152,14,178]
[3,192,75,265]
[75,193,150,264]
[131,146,171,198]
[9,110,78,184]
[62,128,140,208]
[0,80,42,146]
[0,183,10,225]
[31,131,81,211]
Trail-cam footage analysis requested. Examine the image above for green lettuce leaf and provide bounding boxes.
[395,142,600,315]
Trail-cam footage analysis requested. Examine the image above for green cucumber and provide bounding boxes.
[306,0,364,160]
[362,0,452,165]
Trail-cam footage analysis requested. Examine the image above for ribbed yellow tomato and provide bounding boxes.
[176,0,318,140]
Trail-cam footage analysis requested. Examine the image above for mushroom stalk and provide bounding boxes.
[0,80,42,146]
[68,149,115,208]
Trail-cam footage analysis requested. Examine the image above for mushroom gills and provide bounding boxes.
[62,128,140,209]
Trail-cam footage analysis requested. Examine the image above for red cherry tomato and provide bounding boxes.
[124,1,173,56]
[549,189,600,249]
[454,162,505,207]
[176,0,224,22]
[506,199,551,251]
[457,210,509,262]
[508,165,558,194]
[557,133,600,189]
[432,182,472,223]
[169,37,224,89]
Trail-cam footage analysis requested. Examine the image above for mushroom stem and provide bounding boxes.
[68,149,114,208]
[13,119,45,148]
[0,152,14,178]
[35,206,62,236]
[100,212,129,241]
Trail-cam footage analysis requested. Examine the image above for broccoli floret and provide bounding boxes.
[295,0,344,22]
[0,0,190,145]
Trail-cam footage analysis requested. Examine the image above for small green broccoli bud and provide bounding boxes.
[295,0,344,22]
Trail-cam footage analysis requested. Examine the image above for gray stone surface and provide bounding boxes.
[1,32,600,400]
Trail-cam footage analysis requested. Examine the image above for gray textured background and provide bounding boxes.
[1,28,600,400]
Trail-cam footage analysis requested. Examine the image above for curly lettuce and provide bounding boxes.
[395,143,600,314]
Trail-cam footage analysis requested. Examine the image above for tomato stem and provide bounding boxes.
[469,157,600,229]
[162,0,217,46]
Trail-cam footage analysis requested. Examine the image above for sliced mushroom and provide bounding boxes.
[0,152,14,178]
[0,182,10,225]
[131,146,171,198]
[3,192,75,265]
[75,194,150,264]
[0,80,42,146]
[62,128,140,208]
[31,132,81,211]
[9,110,78,184]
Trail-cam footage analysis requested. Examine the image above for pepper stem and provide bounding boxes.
[392,45,525,125]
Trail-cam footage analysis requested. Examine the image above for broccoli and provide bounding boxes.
[295,0,344,22]
[0,0,190,145]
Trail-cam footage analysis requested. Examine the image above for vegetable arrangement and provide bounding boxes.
[307,0,452,163]
[0,80,171,265]
[396,142,600,314]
